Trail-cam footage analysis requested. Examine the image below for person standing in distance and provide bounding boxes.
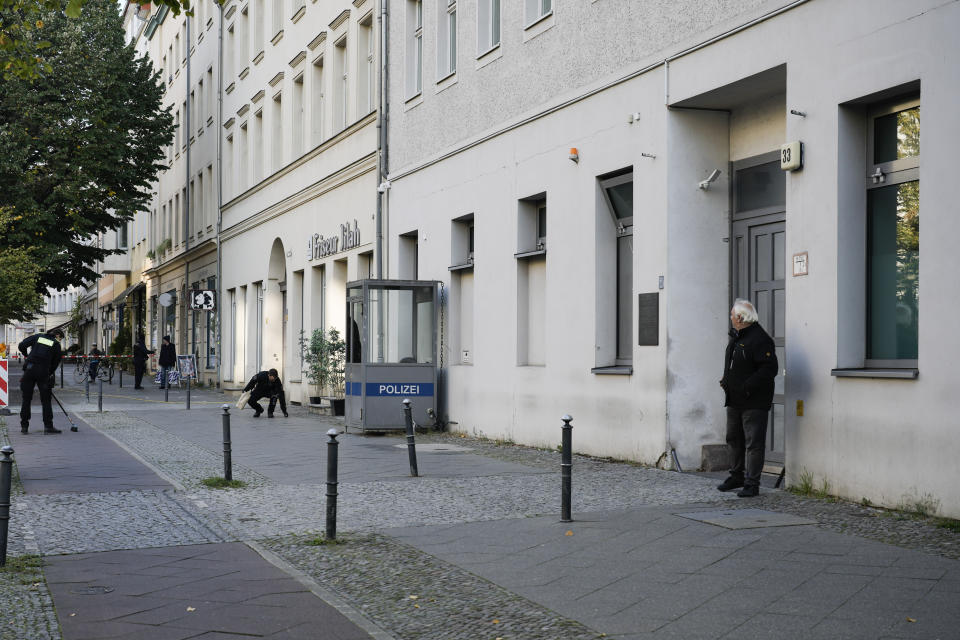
[717,299,778,498]
[157,335,176,389]
[132,333,155,389]
[87,343,103,382]
[18,328,65,434]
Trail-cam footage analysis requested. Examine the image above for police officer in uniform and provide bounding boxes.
[18,328,65,434]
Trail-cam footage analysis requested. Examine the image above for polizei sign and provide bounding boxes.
[306,219,361,261]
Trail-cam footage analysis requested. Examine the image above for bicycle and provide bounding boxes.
[97,358,115,382]
[73,357,90,383]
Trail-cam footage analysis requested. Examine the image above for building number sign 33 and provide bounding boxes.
[191,290,216,311]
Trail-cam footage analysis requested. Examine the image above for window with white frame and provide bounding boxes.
[206,68,214,122]
[271,92,282,172]
[292,73,304,157]
[272,0,282,39]
[225,24,234,78]
[437,0,456,78]
[239,120,249,190]
[478,0,500,53]
[866,97,919,365]
[358,14,375,115]
[524,0,551,26]
[333,35,348,131]
[224,134,234,197]
[253,108,264,181]
[406,0,423,97]
[311,55,325,144]
[253,0,264,56]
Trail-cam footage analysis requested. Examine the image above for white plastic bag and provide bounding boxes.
[235,390,251,410]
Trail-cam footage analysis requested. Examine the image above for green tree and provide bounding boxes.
[0,0,173,294]
[1,0,196,80]
[0,208,43,324]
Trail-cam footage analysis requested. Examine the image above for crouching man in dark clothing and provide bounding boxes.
[244,368,288,418]
[718,299,778,498]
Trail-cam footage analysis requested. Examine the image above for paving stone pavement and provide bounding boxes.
[2,373,959,639]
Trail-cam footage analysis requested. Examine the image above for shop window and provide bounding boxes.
[517,195,546,365]
[206,276,217,370]
[437,0,456,79]
[449,214,474,364]
[595,169,633,371]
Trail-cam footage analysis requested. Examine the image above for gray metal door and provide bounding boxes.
[732,217,786,463]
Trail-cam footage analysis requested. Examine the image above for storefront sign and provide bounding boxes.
[306,219,361,261]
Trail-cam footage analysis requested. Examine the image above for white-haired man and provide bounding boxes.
[717,299,778,497]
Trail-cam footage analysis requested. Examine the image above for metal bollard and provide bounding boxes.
[561,415,573,522]
[325,429,339,540]
[85,377,90,403]
[118,367,122,388]
[0,446,14,566]
[402,399,419,477]
[60,365,63,389]
[186,377,191,410]
[221,405,232,481]
[164,375,169,403]
[98,379,103,413]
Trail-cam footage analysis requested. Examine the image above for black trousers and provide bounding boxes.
[159,366,171,388]
[88,360,99,381]
[20,363,54,428]
[726,407,769,488]
[248,390,287,415]
[134,361,146,387]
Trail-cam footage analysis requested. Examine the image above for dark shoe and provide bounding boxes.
[253,410,262,418]
[134,386,143,389]
[20,422,28,434]
[43,426,62,434]
[737,485,759,498]
[283,412,289,418]
[267,413,274,418]
[717,477,744,492]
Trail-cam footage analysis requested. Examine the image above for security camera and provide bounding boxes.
[698,169,721,190]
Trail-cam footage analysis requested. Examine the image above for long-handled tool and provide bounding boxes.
[49,391,79,432]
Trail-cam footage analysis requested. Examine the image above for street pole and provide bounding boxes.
[221,404,232,481]
[186,377,191,410]
[0,446,14,566]
[402,399,418,477]
[325,429,339,540]
[561,415,573,523]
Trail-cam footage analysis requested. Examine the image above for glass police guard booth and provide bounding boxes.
[345,280,439,432]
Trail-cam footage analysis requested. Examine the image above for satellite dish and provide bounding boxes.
[158,293,173,307]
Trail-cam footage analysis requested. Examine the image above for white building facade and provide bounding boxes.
[218,0,380,400]
[384,0,960,516]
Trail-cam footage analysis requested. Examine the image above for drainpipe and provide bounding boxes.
[375,0,389,279]
[216,3,223,388]
[184,15,191,358]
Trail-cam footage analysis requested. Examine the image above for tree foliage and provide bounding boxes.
[0,207,43,324]
[0,0,173,295]
[1,0,197,80]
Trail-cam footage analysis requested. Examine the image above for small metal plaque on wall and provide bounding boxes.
[638,293,659,346]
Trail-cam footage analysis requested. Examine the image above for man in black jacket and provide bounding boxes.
[157,336,176,389]
[132,334,155,389]
[88,344,103,382]
[718,299,779,498]
[243,368,288,418]
[18,329,64,434]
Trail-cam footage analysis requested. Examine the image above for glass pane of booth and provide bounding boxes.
[366,286,435,363]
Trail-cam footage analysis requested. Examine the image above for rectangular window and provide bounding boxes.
[333,35,348,131]
[358,14,375,115]
[253,0,264,56]
[206,276,217,369]
[292,74,304,158]
[527,0,551,25]
[406,0,422,97]
[311,55,325,144]
[866,99,919,365]
[478,0,500,53]
[517,195,546,365]
[253,108,264,182]
[437,0,456,78]
[596,169,633,368]
[224,134,234,197]
[118,223,129,249]
[196,173,203,232]
[271,92,282,173]
[239,121,248,190]
[206,68,214,123]
[225,24,234,78]
[272,0,283,39]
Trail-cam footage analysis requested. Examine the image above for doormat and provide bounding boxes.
[392,443,474,453]
[675,508,816,529]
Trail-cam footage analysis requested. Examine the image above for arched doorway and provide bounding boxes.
[265,239,287,378]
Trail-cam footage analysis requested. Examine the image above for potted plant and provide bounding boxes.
[300,328,346,414]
